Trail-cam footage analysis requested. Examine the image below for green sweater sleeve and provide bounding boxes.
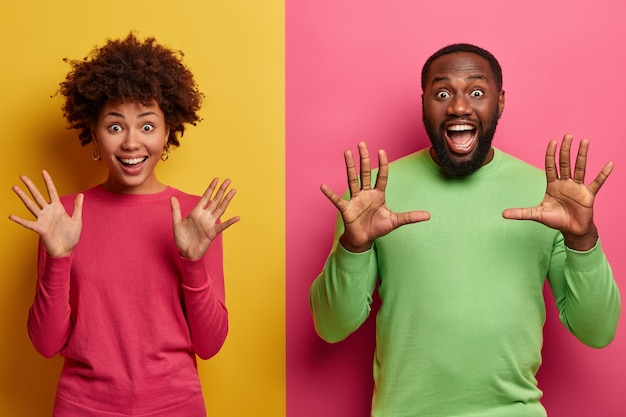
[547,236,621,348]
[309,241,379,343]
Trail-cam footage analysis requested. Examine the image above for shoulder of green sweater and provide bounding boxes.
[382,148,433,175]
[494,148,543,171]
[388,148,428,165]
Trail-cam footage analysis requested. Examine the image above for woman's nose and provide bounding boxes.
[121,130,141,149]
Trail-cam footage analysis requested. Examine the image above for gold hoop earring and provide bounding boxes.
[92,141,101,161]
[161,142,170,161]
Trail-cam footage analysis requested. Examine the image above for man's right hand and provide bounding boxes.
[320,142,430,253]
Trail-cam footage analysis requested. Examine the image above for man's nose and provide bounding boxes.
[447,95,472,116]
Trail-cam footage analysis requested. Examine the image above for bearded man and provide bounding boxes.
[309,43,620,417]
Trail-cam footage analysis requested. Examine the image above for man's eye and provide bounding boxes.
[142,124,154,132]
[436,91,450,99]
[471,90,484,97]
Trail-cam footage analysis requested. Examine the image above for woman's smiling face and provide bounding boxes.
[92,99,170,194]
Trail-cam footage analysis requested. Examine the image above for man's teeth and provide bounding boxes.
[453,138,475,150]
[447,124,474,132]
[120,157,146,165]
[447,124,476,151]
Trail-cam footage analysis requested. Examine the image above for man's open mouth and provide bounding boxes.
[445,124,477,154]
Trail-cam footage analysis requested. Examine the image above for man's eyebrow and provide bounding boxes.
[431,73,488,84]
[432,75,450,84]
[467,74,488,81]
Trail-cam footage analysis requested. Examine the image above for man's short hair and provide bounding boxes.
[421,43,503,92]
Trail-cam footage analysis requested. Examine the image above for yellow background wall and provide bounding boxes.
[0,2,284,416]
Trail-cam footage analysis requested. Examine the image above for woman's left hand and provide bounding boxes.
[171,178,240,260]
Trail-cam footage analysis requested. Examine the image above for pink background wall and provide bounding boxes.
[286,1,626,416]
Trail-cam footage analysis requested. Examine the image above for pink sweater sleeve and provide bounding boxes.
[27,243,72,358]
[179,234,229,360]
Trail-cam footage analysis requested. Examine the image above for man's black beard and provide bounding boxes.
[423,110,500,177]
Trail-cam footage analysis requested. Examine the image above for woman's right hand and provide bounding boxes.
[9,170,83,257]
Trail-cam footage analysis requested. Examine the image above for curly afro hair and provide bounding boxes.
[59,32,202,147]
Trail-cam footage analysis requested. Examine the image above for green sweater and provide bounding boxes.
[310,148,620,417]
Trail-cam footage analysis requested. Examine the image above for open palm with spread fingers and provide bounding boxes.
[502,134,613,251]
[321,141,430,253]
[9,170,83,258]
[171,178,240,261]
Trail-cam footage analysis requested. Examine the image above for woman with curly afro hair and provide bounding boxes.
[9,32,240,417]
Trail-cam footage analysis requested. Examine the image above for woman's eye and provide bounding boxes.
[108,124,122,133]
[436,91,450,99]
[471,90,484,97]
[142,124,154,132]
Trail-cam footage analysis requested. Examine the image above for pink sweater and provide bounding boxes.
[27,185,228,416]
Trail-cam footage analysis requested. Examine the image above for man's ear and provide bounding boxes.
[498,90,505,118]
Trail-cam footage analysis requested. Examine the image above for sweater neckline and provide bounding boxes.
[423,146,503,179]
[89,184,176,202]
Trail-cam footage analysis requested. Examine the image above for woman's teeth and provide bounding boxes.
[119,157,146,165]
